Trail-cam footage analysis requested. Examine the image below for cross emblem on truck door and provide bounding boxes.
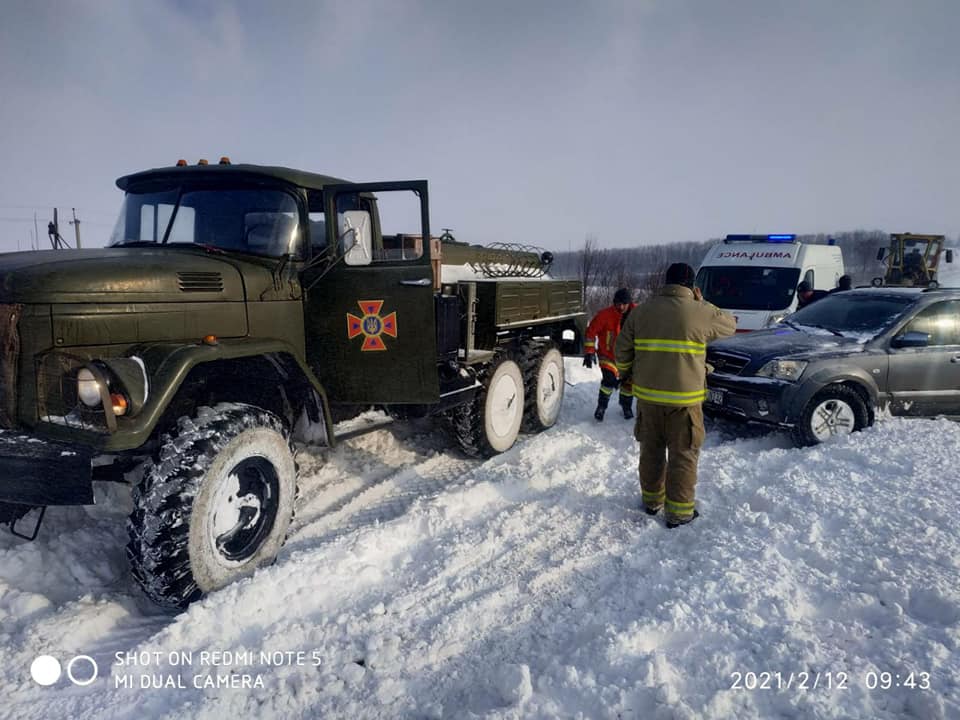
[346,300,398,351]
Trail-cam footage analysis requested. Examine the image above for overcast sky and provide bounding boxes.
[2,0,959,253]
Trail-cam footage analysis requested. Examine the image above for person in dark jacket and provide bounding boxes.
[584,288,636,421]
[615,264,736,528]
[830,275,853,293]
[796,281,828,309]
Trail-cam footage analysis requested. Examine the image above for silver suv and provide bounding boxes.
[704,287,960,446]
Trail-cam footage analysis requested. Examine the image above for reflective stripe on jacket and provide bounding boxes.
[614,285,736,407]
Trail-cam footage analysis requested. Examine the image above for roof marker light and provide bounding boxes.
[176,159,188,167]
[197,159,209,166]
[219,156,231,165]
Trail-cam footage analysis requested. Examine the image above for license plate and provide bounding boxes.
[707,389,724,405]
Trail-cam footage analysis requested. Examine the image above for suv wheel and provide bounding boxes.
[126,403,298,608]
[792,385,869,447]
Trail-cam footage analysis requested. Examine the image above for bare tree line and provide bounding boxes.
[554,230,956,317]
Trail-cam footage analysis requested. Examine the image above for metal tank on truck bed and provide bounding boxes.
[695,234,844,331]
[0,158,585,608]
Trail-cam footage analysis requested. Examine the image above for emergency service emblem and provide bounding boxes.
[346,300,398,351]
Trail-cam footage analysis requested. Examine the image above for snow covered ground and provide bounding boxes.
[2,361,959,720]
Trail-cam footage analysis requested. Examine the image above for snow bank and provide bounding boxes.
[2,361,958,719]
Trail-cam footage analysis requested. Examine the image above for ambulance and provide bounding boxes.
[695,234,844,331]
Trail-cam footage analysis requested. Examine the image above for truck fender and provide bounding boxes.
[102,339,334,451]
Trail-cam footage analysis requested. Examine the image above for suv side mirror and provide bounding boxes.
[891,331,930,349]
[341,210,372,266]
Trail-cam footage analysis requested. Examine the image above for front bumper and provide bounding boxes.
[0,431,94,506]
[704,374,804,428]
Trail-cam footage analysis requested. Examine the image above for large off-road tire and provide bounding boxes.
[447,354,525,458]
[126,403,298,609]
[519,341,565,433]
[791,385,870,447]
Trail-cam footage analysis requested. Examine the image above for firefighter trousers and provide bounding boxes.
[634,402,705,523]
[597,368,633,412]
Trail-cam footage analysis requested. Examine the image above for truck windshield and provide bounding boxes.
[109,187,300,258]
[696,266,801,311]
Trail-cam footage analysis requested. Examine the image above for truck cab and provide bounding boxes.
[695,234,844,331]
[0,160,584,608]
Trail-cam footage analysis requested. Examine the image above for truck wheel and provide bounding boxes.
[126,404,297,609]
[520,341,565,432]
[448,354,525,458]
[791,385,869,447]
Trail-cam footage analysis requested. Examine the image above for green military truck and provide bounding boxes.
[0,160,585,607]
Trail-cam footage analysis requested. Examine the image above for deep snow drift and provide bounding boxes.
[2,361,959,720]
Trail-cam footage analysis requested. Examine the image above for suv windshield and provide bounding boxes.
[109,187,300,258]
[789,293,916,336]
[696,266,800,310]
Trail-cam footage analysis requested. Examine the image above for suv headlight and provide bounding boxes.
[756,359,808,381]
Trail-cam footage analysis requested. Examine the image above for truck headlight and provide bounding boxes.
[76,367,103,407]
[756,359,808,382]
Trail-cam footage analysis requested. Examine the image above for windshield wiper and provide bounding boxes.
[802,323,845,338]
[167,242,227,255]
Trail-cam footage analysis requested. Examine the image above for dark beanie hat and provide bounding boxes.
[665,263,696,288]
[797,280,812,293]
[613,288,631,305]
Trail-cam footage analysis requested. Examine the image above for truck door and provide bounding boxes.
[302,181,439,405]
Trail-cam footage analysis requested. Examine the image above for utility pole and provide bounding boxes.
[70,208,81,248]
[33,212,39,251]
[48,208,70,249]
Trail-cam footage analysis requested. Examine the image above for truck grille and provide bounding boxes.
[707,349,751,376]
[178,271,224,292]
[0,304,21,428]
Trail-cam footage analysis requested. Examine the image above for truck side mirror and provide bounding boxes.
[341,210,372,266]
[876,248,886,261]
[947,249,954,264]
[891,331,930,349]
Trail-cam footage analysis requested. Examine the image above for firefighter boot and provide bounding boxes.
[666,509,700,529]
[594,390,610,422]
[620,395,634,420]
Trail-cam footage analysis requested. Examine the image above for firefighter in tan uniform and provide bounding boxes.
[614,263,736,528]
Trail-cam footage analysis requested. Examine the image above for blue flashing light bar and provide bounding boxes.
[724,234,797,244]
